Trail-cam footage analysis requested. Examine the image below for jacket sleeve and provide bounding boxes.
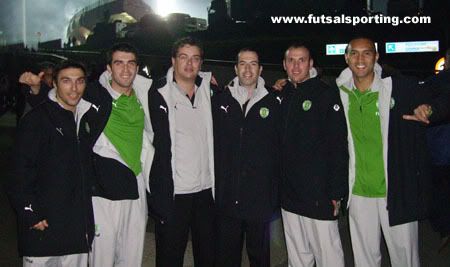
[22,82,50,108]
[8,110,46,227]
[410,75,450,123]
[325,86,349,201]
[426,77,450,123]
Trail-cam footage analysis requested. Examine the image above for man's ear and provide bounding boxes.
[106,64,112,73]
[234,65,238,76]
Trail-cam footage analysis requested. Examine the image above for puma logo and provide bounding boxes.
[92,104,100,112]
[159,105,167,113]
[24,204,33,212]
[276,96,283,104]
[220,105,229,113]
[56,127,64,136]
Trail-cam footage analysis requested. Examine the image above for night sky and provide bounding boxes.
[0,0,211,45]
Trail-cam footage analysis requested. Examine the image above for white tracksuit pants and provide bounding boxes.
[89,173,148,267]
[349,194,419,267]
[281,209,345,267]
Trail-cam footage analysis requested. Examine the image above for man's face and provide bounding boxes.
[283,47,313,84]
[345,38,379,81]
[107,51,138,92]
[172,45,202,82]
[235,51,262,89]
[54,67,86,112]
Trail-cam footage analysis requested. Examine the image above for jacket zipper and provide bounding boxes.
[75,119,92,258]
[234,97,246,206]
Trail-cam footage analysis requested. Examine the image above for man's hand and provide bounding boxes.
[31,219,48,231]
[211,74,218,87]
[19,71,44,95]
[402,104,432,124]
[272,78,288,91]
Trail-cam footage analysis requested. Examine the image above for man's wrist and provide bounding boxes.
[29,85,40,95]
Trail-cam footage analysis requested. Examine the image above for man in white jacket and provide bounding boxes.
[87,43,154,267]
[147,37,216,267]
[337,37,449,267]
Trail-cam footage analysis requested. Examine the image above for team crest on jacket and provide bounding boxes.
[302,100,312,111]
[390,97,395,109]
[259,107,269,118]
[333,104,340,111]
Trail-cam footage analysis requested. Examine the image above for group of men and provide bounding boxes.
[9,35,449,267]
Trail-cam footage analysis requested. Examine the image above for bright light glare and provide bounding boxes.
[155,0,177,17]
[435,57,445,74]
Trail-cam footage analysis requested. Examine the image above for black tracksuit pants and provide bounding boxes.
[215,214,270,267]
[155,188,215,267]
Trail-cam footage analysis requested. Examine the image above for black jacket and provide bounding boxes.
[384,76,450,225]
[8,100,95,256]
[212,84,281,222]
[22,81,140,200]
[279,77,349,220]
[425,70,450,165]
[82,82,139,200]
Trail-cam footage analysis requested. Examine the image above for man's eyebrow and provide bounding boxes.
[113,59,137,63]
[59,75,85,80]
[180,52,200,56]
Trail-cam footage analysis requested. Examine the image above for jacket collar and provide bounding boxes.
[98,70,152,100]
[158,66,212,101]
[227,76,268,116]
[336,63,384,92]
[48,88,92,117]
[285,67,318,88]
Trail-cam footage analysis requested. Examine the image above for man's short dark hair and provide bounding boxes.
[171,36,204,59]
[235,47,260,65]
[284,42,312,60]
[53,60,87,82]
[106,42,139,65]
[38,61,55,71]
[345,37,377,54]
